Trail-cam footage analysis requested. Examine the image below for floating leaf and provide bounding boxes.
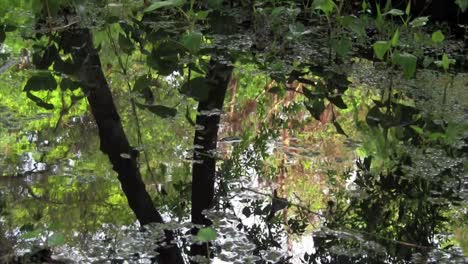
[196,227,217,242]
[24,73,57,92]
[393,52,417,79]
[21,228,43,239]
[135,102,177,118]
[48,233,65,247]
[242,207,252,218]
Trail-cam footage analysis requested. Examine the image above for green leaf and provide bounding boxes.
[333,121,348,137]
[133,75,154,104]
[118,33,134,54]
[180,31,203,54]
[431,30,445,44]
[384,9,404,16]
[312,0,335,15]
[436,53,455,71]
[405,1,411,15]
[373,41,390,60]
[21,229,43,239]
[391,29,399,47]
[26,92,54,110]
[305,100,325,121]
[24,73,57,92]
[455,0,468,12]
[180,77,214,101]
[409,16,429,28]
[196,227,217,242]
[332,38,352,57]
[327,95,347,109]
[144,0,185,12]
[147,42,184,75]
[48,233,66,247]
[60,78,80,91]
[135,102,177,118]
[393,52,417,79]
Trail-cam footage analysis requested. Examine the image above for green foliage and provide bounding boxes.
[312,0,335,15]
[393,52,417,79]
[144,0,186,12]
[196,227,217,242]
[135,102,177,118]
[455,0,468,12]
[431,30,445,44]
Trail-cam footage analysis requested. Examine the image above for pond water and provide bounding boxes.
[0,1,467,264]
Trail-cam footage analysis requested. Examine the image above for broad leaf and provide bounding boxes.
[26,92,54,110]
[180,77,214,101]
[135,102,177,118]
[327,95,347,109]
[431,30,445,43]
[373,41,390,60]
[133,75,154,104]
[312,0,335,15]
[181,31,203,54]
[409,16,429,28]
[393,52,417,79]
[118,33,134,54]
[383,9,404,16]
[144,0,185,12]
[48,233,66,247]
[24,72,57,92]
[60,78,80,91]
[196,227,217,242]
[147,42,183,75]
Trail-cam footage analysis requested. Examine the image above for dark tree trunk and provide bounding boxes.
[58,27,183,264]
[59,28,163,225]
[190,61,233,260]
[191,61,233,226]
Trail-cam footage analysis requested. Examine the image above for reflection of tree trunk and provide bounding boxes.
[191,61,233,225]
[190,61,232,258]
[58,28,182,264]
